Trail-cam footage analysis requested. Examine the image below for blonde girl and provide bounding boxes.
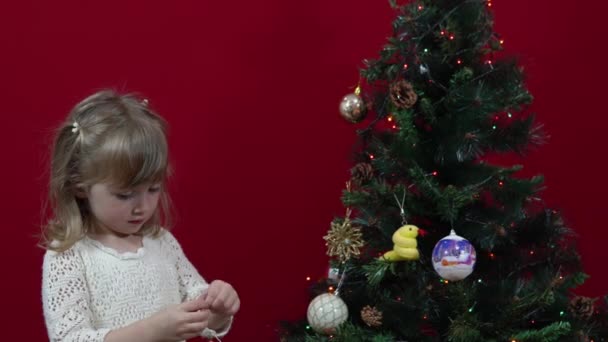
[41,90,239,342]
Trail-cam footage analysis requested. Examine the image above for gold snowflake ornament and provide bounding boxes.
[324,217,364,262]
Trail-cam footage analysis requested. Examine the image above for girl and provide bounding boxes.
[41,90,240,342]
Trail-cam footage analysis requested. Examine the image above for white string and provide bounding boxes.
[334,264,348,296]
[393,190,407,224]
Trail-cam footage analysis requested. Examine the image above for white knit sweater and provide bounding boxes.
[42,229,230,341]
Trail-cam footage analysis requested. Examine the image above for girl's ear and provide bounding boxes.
[74,184,88,199]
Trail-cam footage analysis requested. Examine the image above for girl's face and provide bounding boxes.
[86,181,162,236]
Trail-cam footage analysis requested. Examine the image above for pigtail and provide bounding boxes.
[42,121,88,251]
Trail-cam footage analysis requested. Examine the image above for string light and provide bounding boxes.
[306,276,311,281]
[369,154,375,160]
[507,112,513,118]
[418,4,424,10]
[432,171,439,176]
[492,125,497,130]
[387,115,394,122]
[449,34,455,40]
[500,39,504,45]
[498,181,504,187]
[489,252,495,259]
[440,30,446,36]
[392,124,397,129]
[529,250,534,255]
[457,59,462,65]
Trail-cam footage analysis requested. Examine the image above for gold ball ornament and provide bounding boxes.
[339,93,367,123]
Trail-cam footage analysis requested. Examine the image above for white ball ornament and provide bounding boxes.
[306,293,348,334]
[432,230,477,281]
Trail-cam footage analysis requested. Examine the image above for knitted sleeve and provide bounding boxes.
[160,230,233,338]
[160,229,209,301]
[42,247,111,342]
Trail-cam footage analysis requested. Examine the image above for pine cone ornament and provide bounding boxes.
[361,305,383,327]
[351,163,374,186]
[389,80,418,109]
[569,296,595,320]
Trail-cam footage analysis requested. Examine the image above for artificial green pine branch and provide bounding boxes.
[510,321,571,342]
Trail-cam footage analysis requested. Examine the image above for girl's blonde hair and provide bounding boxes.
[42,89,173,252]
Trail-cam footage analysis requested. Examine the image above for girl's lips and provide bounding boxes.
[128,220,143,224]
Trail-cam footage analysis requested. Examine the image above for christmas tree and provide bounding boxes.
[281,0,608,341]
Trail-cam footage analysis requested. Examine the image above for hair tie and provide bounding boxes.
[71,122,80,134]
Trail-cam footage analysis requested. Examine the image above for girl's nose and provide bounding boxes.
[132,196,149,215]
[132,206,143,215]
[133,191,157,215]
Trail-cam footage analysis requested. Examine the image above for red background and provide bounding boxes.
[1,0,606,340]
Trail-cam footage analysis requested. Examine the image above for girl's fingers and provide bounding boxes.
[204,280,239,314]
[181,297,209,312]
[181,321,208,337]
[204,283,220,306]
[223,294,240,314]
[185,309,209,323]
[211,286,230,309]
[229,297,241,315]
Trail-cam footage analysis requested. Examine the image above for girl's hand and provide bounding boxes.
[148,297,211,341]
[203,280,240,316]
[202,280,240,332]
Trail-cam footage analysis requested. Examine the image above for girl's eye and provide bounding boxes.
[148,187,161,193]
[116,193,134,200]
